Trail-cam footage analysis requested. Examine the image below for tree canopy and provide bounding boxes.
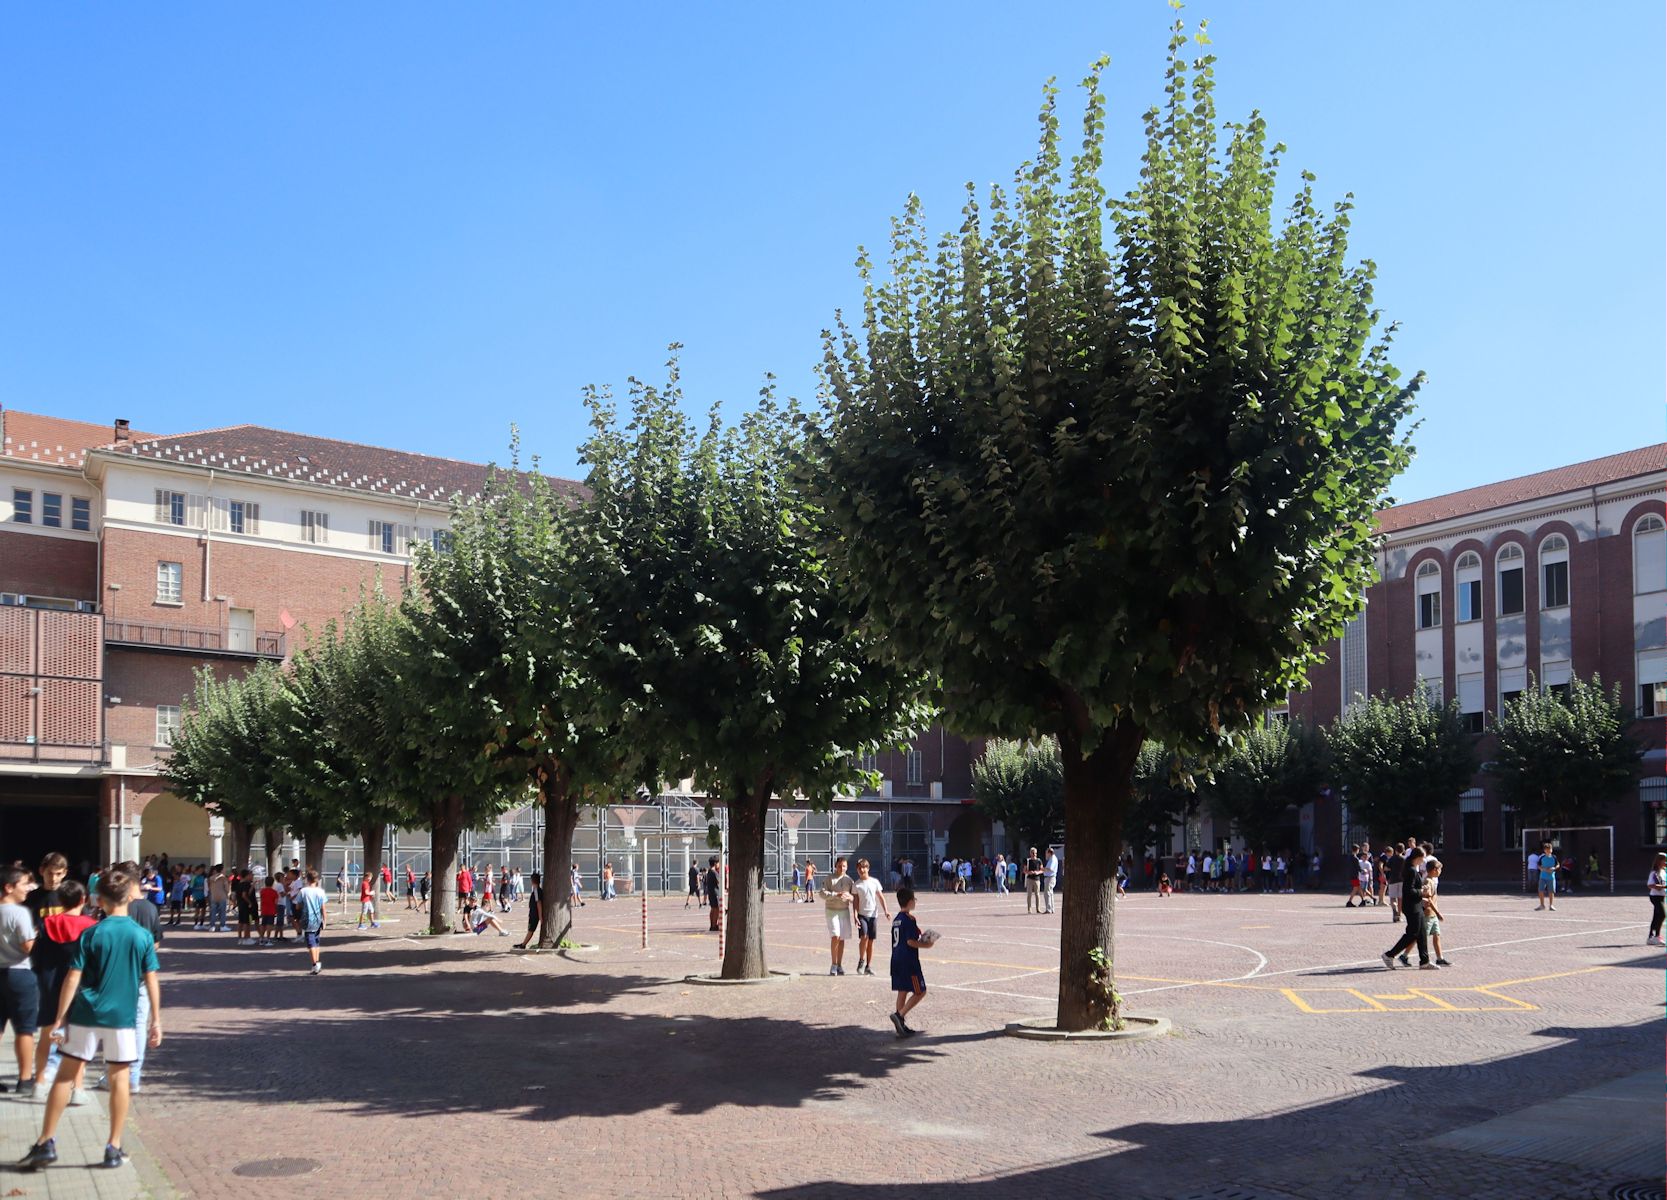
[1200,719,1327,852]
[1487,675,1642,829]
[1326,687,1475,841]
[972,737,1065,853]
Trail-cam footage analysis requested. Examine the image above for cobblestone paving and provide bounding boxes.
[47,888,1660,1199]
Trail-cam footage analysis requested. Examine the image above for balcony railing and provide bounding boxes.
[0,739,107,767]
[105,619,285,660]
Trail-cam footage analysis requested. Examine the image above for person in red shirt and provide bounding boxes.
[356,872,379,930]
[257,879,281,946]
[457,865,474,907]
[380,864,393,902]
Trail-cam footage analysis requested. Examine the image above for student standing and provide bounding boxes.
[232,872,256,945]
[28,880,94,1096]
[20,869,161,1172]
[257,876,280,946]
[888,886,932,1038]
[1024,847,1044,914]
[0,867,40,1096]
[206,866,230,933]
[569,862,585,908]
[1534,842,1559,911]
[1646,853,1665,946]
[418,872,431,913]
[821,857,856,975]
[850,859,889,976]
[1042,848,1059,913]
[801,861,816,904]
[356,871,379,930]
[516,872,544,949]
[686,863,701,909]
[703,857,723,932]
[297,870,328,975]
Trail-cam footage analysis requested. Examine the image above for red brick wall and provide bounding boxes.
[0,530,97,600]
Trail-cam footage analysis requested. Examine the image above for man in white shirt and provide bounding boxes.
[849,859,889,977]
[1043,849,1059,913]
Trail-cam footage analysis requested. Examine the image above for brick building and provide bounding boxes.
[0,408,991,887]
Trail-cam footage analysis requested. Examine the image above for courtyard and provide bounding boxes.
[7,885,1657,1199]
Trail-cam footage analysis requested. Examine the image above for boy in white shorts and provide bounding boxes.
[821,856,856,976]
[20,868,161,1172]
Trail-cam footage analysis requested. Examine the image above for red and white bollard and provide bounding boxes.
[640,889,648,951]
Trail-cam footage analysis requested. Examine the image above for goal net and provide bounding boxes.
[1521,826,1615,895]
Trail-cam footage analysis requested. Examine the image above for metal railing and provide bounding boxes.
[105,619,284,659]
[0,739,106,766]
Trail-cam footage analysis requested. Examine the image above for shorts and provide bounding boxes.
[1425,916,1442,936]
[260,914,277,927]
[0,969,39,1033]
[360,900,376,915]
[855,914,878,940]
[1387,882,1403,900]
[60,1023,139,1065]
[32,965,66,1029]
[827,911,853,940]
[303,929,322,948]
[890,970,925,996]
[1539,875,1557,894]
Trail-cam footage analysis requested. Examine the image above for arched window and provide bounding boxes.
[1539,534,1570,609]
[1634,514,1665,595]
[1454,551,1483,623]
[1415,559,1441,629]
[1496,542,1525,616]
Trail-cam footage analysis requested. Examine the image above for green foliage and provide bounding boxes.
[1086,946,1124,1032]
[1131,741,1201,852]
[972,736,1065,851]
[1486,675,1642,828]
[1326,686,1476,840]
[164,662,287,832]
[1199,719,1327,850]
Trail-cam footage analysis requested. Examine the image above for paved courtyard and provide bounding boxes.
[3,885,1659,1199]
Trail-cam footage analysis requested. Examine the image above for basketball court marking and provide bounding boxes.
[1277,966,1610,1014]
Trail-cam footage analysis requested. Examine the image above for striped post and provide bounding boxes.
[641,888,648,951]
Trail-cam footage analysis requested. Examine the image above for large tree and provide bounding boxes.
[1487,675,1642,831]
[1326,687,1475,841]
[807,26,1419,1028]
[164,663,288,869]
[972,737,1065,853]
[1200,720,1327,852]
[575,361,931,979]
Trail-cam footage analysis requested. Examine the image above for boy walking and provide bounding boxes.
[20,870,161,1171]
[850,859,890,976]
[356,871,379,930]
[888,886,934,1037]
[298,870,328,975]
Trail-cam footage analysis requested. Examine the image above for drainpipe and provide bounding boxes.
[202,468,216,602]
[1589,486,1601,677]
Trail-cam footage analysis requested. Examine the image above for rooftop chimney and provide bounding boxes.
[113,418,131,443]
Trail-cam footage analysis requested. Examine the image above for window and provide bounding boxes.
[1459,790,1485,852]
[10,488,31,524]
[905,749,923,785]
[431,529,453,553]
[210,498,259,535]
[1340,607,1368,712]
[858,752,877,773]
[154,490,187,526]
[1635,515,1666,595]
[155,705,182,747]
[1642,779,1667,849]
[70,497,90,531]
[156,561,183,604]
[1499,665,1526,713]
[370,520,412,554]
[1420,679,1443,707]
[1266,707,1290,728]
[1415,561,1441,629]
[1542,659,1571,699]
[1454,552,1482,623]
[1496,543,1525,616]
[1638,651,1667,717]
[1540,534,1569,608]
[1500,803,1520,852]
[41,492,62,527]
[1458,672,1484,733]
[301,510,329,544]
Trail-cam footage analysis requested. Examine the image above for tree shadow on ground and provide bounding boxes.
[753,1018,1659,1200]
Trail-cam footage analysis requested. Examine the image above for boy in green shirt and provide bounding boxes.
[20,868,161,1172]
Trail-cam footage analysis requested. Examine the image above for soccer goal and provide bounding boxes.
[1521,826,1615,895]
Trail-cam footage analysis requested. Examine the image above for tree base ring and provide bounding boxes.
[1004,1015,1171,1041]
[683,970,796,985]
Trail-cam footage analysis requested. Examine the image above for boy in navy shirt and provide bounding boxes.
[888,886,933,1038]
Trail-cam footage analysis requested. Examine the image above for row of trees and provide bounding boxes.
[976,677,1644,858]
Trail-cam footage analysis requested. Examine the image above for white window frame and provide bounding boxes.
[905,749,924,785]
[1638,650,1667,718]
[10,488,31,524]
[1458,789,1485,852]
[70,497,91,531]
[1539,534,1570,610]
[1415,561,1442,629]
[1634,515,1666,595]
[155,489,187,527]
[301,510,329,545]
[1496,542,1525,616]
[40,492,62,528]
[1458,672,1484,732]
[155,705,182,747]
[1641,778,1667,849]
[1454,552,1482,623]
[155,561,183,604]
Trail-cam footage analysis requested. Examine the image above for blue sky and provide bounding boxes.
[3,3,1661,502]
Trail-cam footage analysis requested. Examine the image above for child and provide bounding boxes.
[357,871,379,930]
[297,870,328,975]
[1158,872,1172,897]
[790,862,802,903]
[20,869,161,1172]
[257,877,280,946]
[1647,853,1665,946]
[1423,858,1451,966]
[888,886,934,1038]
[1535,842,1559,911]
[0,866,40,1096]
[31,879,95,1092]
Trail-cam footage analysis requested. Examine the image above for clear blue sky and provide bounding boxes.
[3,3,1661,502]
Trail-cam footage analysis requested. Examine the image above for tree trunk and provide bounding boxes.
[229,819,252,872]
[263,826,285,876]
[538,769,580,950]
[720,779,771,980]
[360,820,387,896]
[429,794,464,934]
[302,830,328,873]
[1056,719,1144,1032]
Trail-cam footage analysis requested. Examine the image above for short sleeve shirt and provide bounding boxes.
[852,878,884,918]
[823,874,854,914]
[890,911,922,977]
[298,886,327,931]
[1538,854,1559,880]
[0,904,33,971]
[67,915,158,1030]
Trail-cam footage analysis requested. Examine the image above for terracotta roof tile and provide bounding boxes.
[0,411,161,470]
[87,422,581,502]
[1376,444,1667,534]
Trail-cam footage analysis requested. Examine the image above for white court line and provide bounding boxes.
[958,967,1057,987]
[939,982,1053,1004]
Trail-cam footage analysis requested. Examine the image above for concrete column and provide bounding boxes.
[208,816,226,867]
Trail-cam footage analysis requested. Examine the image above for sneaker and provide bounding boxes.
[1419,962,1440,970]
[900,1021,919,1038]
[100,1144,129,1169]
[890,1012,906,1038]
[1398,955,1411,967]
[14,1079,35,1098]
[1380,952,1397,970]
[356,924,366,931]
[1435,957,1452,966]
[863,965,874,976]
[829,965,839,976]
[18,1139,56,1170]
[309,962,321,975]
[371,922,380,928]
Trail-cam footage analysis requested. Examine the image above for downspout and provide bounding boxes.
[1589,486,1601,676]
[202,468,216,602]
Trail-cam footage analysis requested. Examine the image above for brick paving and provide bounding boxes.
[18,887,1657,1200]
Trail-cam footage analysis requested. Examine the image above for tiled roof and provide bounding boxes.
[0,411,161,469]
[1376,444,1667,535]
[90,423,582,503]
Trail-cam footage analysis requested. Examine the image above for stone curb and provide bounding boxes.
[683,970,796,985]
[1004,1014,1172,1042]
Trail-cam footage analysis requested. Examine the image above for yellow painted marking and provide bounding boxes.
[1278,965,1611,1014]
[1239,924,1272,929]
[1346,989,1390,1011]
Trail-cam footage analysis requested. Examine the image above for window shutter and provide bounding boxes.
[246,503,260,535]
[369,519,380,549]
[1458,673,1484,714]
[209,497,228,531]
[398,524,412,553]
[317,512,328,543]
[1639,650,1667,686]
[154,489,167,523]
[1542,660,1571,687]
[1499,666,1526,694]
[188,494,207,528]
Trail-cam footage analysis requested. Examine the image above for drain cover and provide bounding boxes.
[232,1158,322,1178]
[1608,1184,1666,1200]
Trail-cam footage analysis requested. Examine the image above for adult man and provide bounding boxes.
[850,859,889,976]
[703,857,722,932]
[1042,847,1059,914]
[1024,847,1044,913]
[1381,846,1434,970]
[822,856,856,975]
